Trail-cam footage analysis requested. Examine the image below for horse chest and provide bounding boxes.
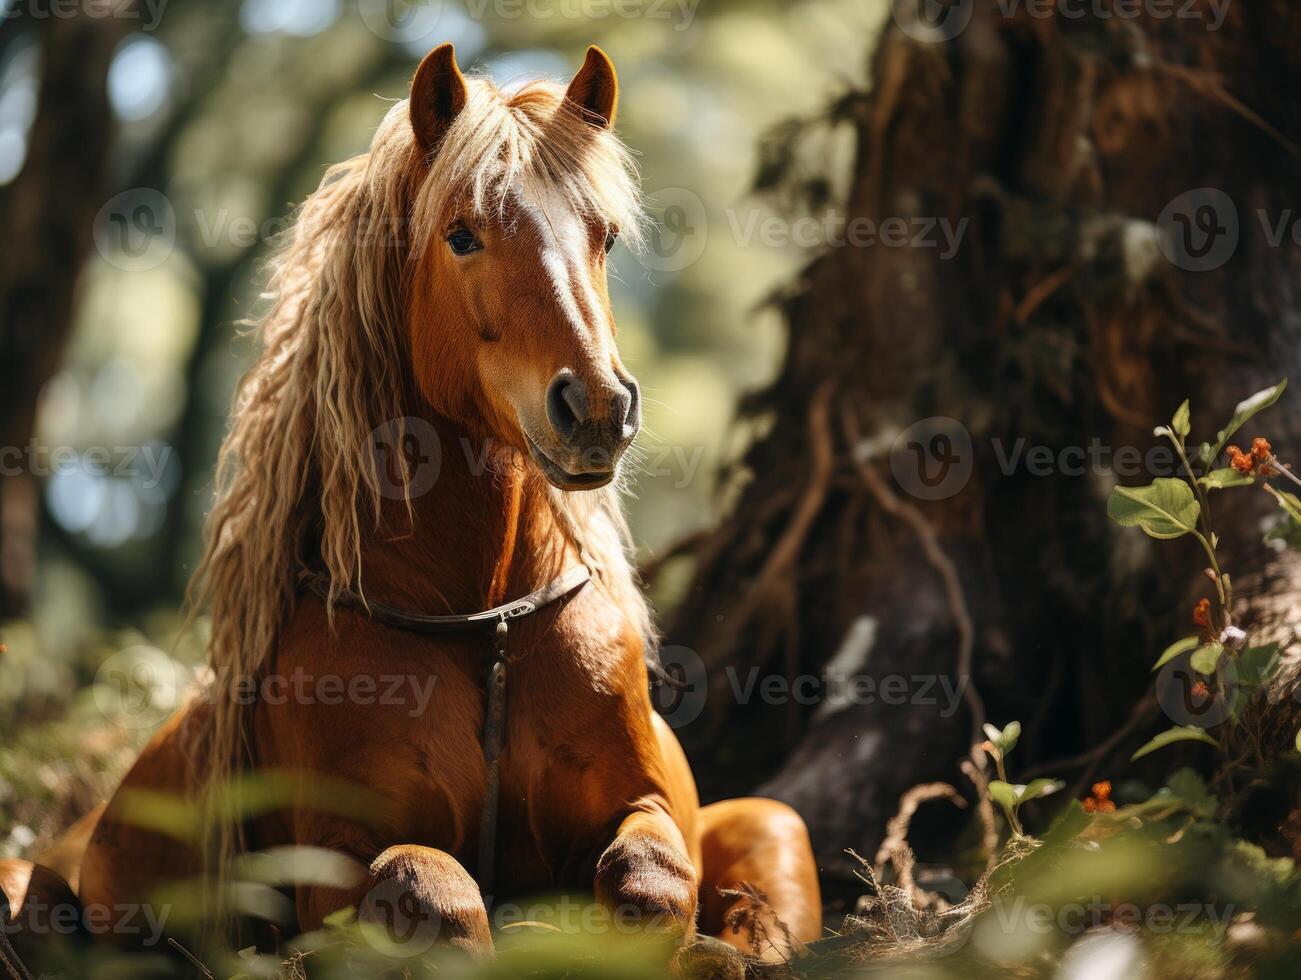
[410,635,640,885]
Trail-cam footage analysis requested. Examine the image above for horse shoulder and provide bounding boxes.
[79,698,208,920]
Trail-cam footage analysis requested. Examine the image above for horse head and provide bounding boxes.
[404,44,643,491]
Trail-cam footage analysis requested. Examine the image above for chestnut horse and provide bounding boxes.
[2,44,820,970]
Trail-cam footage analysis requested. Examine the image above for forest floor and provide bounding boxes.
[2,615,1300,979]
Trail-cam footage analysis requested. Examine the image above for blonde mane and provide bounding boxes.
[188,75,651,896]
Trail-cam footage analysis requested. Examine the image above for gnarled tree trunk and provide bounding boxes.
[667,0,1301,893]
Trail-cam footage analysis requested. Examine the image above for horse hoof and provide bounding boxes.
[672,935,747,980]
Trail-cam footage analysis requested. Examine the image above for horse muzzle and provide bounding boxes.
[528,370,641,490]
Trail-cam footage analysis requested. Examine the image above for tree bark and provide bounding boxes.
[668,0,1301,890]
[0,2,133,616]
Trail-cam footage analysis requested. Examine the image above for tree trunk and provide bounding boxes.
[0,2,132,616]
[667,0,1301,891]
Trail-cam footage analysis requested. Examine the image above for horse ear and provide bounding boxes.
[565,46,619,129]
[410,43,468,154]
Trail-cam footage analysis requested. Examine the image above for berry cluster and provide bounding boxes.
[1082,780,1115,814]
[1226,437,1273,476]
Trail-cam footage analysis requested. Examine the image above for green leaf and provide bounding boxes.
[982,720,1021,755]
[1295,729,1301,754]
[1152,636,1199,671]
[988,780,1017,815]
[1107,479,1200,539]
[1172,399,1191,439]
[988,778,1063,814]
[1190,642,1224,675]
[1198,379,1287,464]
[1131,726,1219,761]
[1267,486,1301,522]
[1000,720,1021,754]
[1021,778,1065,803]
[1237,644,1280,687]
[1199,468,1255,490]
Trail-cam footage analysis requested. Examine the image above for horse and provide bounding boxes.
[1,43,821,973]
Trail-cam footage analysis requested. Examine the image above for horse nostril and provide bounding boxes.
[547,373,588,442]
[611,379,638,435]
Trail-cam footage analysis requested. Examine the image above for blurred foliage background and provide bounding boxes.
[6,2,1301,978]
[0,0,882,849]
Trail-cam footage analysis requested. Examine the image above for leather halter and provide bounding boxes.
[304,565,591,894]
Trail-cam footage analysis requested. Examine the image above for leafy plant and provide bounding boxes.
[983,720,1062,837]
[1107,379,1300,760]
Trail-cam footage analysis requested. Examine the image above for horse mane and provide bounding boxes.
[187,74,651,882]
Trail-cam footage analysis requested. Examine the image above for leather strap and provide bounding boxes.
[305,563,591,637]
[302,565,591,895]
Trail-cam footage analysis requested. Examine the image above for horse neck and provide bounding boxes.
[354,414,577,615]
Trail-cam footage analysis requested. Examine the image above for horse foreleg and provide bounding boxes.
[0,858,81,967]
[697,797,821,962]
[297,844,492,957]
[593,808,698,939]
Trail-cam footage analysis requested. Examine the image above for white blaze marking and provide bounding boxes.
[514,182,603,360]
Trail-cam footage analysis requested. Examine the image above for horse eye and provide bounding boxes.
[447,228,482,256]
[603,229,618,254]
